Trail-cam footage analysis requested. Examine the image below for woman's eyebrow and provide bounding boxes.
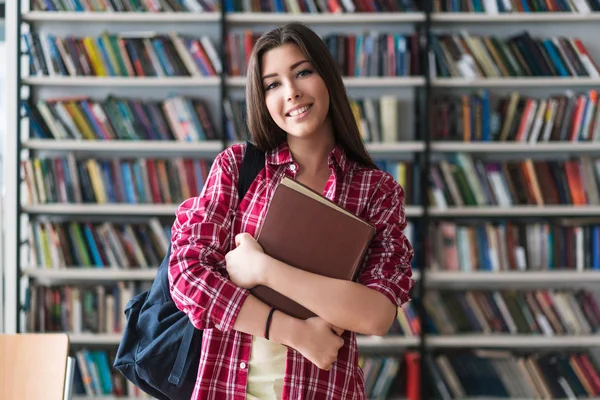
[262,60,309,80]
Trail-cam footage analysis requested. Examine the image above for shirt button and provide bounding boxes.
[240,362,247,369]
[289,164,297,171]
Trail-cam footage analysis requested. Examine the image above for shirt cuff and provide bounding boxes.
[205,278,251,331]
[361,275,414,308]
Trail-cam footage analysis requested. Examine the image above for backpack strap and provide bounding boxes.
[168,321,195,386]
[238,141,265,201]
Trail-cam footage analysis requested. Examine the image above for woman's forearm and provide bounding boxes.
[233,293,301,347]
[256,253,396,336]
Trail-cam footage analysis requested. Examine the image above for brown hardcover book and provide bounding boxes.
[251,177,376,320]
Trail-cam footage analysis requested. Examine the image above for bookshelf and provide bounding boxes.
[6,0,600,398]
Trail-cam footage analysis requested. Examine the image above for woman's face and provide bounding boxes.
[260,43,330,140]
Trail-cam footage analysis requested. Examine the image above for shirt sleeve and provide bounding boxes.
[357,174,415,308]
[168,147,250,332]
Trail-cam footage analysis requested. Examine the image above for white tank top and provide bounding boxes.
[245,335,287,400]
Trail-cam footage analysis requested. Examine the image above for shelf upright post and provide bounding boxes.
[220,2,228,151]
[3,0,23,333]
[417,1,433,398]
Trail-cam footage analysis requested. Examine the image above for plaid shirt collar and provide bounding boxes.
[265,140,352,174]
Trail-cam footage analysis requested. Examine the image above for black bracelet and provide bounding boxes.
[264,307,276,340]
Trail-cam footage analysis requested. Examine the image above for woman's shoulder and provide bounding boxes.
[350,165,403,197]
[213,142,247,174]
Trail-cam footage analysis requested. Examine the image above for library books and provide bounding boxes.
[22,31,221,77]
[429,154,600,207]
[225,96,412,143]
[32,0,219,12]
[27,282,150,335]
[22,156,211,205]
[226,31,420,77]
[27,219,170,269]
[433,0,600,13]
[222,0,420,13]
[432,31,600,79]
[429,221,600,272]
[24,95,218,141]
[72,348,151,398]
[428,349,600,399]
[31,0,419,12]
[251,177,376,320]
[425,289,600,336]
[433,89,600,142]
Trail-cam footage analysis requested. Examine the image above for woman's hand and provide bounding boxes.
[289,317,345,371]
[225,233,266,289]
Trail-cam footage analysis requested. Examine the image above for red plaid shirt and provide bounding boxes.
[168,141,414,400]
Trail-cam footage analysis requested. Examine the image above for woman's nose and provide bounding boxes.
[286,83,302,101]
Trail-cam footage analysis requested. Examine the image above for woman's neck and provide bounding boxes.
[286,132,335,177]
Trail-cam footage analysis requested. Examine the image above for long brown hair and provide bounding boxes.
[245,22,378,170]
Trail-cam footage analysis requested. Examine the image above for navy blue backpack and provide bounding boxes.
[113,142,265,400]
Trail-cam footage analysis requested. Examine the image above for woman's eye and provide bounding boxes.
[265,82,279,91]
[297,69,313,77]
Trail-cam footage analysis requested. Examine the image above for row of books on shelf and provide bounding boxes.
[26,282,150,336]
[28,282,415,336]
[227,31,419,77]
[434,0,600,13]
[22,156,212,206]
[22,29,421,79]
[23,31,222,78]
[33,0,420,12]
[432,31,600,79]
[21,155,422,207]
[21,90,600,145]
[33,0,218,12]
[427,349,600,399]
[364,349,600,399]
[23,154,600,209]
[428,155,600,207]
[24,153,600,209]
[227,96,408,144]
[433,89,600,143]
[429,221,600,272]
[424,289,600,336]
[24,95,407,143]
[27,29,600,80]
[223,0,418,13]
[26,219,171,270]
[28,0,600,13]
[72,348,151,398]
[28,216,600,273]
[53,348,600,399]
[24,218,409,271]
[26,279,600,338]
[25,96,219,141]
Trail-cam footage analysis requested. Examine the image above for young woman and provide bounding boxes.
[168,22,414,400]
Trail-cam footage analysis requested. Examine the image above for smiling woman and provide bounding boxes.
[245,23,378,172]
[168,22,414,400]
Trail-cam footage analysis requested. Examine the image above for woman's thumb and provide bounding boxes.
[235,233,249,247]
[330,324,344,336]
